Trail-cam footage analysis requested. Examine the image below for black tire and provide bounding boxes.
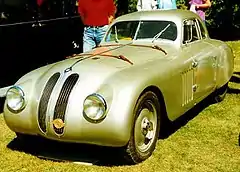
[123,91,161,164]
[212,82,228,103]
[0,97,5,113]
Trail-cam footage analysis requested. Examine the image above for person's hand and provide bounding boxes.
[108,15,114,24]
[190,4,196,13]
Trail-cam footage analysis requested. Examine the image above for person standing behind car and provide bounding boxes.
[189,0,211,23]
[156,0,177,9]
[78,0,116,52]
[137,0,158,11]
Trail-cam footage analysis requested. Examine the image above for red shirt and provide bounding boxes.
[78,0,116,26]
[37,0,44,6]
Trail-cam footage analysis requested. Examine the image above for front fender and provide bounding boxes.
[216,44,234,87]
[99,72,165,145]
[3,79,39,135]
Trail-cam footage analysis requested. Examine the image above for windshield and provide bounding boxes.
[104,20,177,43]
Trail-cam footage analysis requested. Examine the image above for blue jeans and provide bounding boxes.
[83,25,108,53]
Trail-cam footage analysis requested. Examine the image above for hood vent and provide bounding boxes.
[38,72,60,133]
[53,73,79,135]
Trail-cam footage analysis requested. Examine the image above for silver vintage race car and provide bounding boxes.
[3,9,234,164]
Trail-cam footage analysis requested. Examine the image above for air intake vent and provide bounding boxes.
[53,73,79,135]
[38,72,60,133]
[181,69,194,106]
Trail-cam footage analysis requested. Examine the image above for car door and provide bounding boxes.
[182,19,216,100]
[34,0,83,65]
[0,0,39,87]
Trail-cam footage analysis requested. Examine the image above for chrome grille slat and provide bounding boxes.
[53,73,79,134]
[38,72,60,133]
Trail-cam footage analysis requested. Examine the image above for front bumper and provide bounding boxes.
[3,107,131,147]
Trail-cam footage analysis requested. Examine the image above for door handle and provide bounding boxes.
[212,56,217,60]
[38,23,45,27]
[32,23,44,28]
[192,60,198,68]
[32,23,38,28]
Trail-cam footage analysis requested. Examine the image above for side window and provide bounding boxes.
[38,0,65,20]
[68,0,79,15]
[197,20,206,39]
[61,0,79,16]
[183,19,199,44]
[37,0,78,20]
[0,0,37,24]
[192,21,198,41]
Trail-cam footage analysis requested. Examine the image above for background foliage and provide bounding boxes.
[115,0,240,40]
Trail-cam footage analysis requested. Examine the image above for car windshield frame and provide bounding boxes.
[103,20,178,43]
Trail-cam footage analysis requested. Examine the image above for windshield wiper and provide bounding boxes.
[114,26,119,43]
[64,42,133,72]
[151,24,171,43]
[79,53,133,65]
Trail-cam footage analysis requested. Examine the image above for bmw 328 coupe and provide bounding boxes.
[3,9,234,164]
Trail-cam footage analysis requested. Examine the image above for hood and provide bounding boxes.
[19,43,178,94]
[17,43,178,84]
[65,43,178,75]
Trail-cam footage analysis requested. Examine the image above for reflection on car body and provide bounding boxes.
[3,10,234,164]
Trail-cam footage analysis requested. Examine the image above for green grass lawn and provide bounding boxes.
[0,42,240,172]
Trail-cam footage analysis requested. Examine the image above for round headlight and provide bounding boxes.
[6,86,26,113]
[83,93,107,122]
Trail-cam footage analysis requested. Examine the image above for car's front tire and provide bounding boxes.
[123,91,161,164]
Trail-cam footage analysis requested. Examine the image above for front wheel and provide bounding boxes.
[123,91,161,164]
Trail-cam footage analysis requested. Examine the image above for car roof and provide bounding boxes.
[115,9,200,23]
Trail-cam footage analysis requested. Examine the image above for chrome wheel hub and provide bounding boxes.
[134,105,157,153]
[141,117,154,141]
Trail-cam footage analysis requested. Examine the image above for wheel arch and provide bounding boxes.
[122,85,168,163]
[138,85,169,124]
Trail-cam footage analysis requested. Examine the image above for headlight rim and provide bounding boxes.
[83,93,107,123]
[6,85,26,113]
